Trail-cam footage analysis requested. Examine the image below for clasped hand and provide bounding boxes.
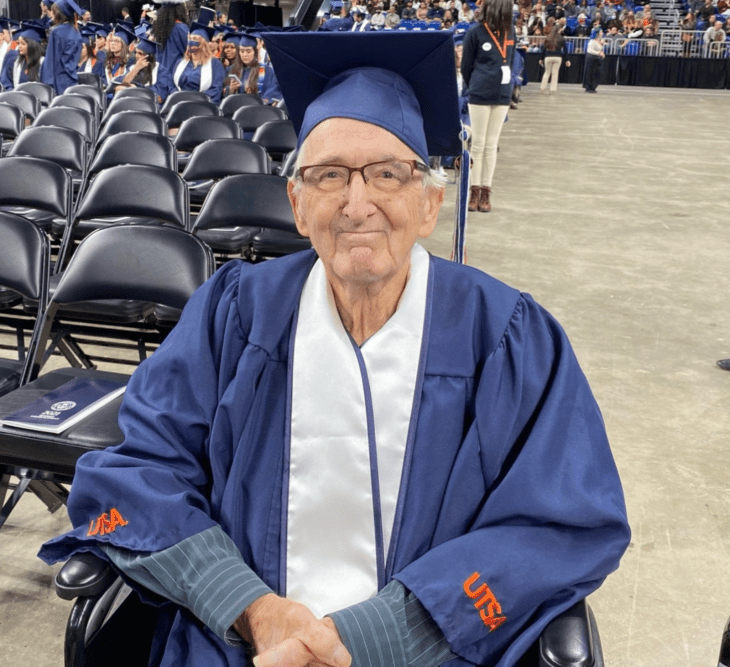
[234,594,352,667]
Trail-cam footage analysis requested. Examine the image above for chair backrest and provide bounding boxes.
[165,101,221,129]
[0,90,41,120]
[95,111,168,144]
[173,116,242,152]
[0,156,72,219]
[16,81,56,107]
[51,225,214,309]
[90,132,176,176]
[33,107,96,145]
[0,102,25,139]
[220,93,263,118]
[182,139,269,181]
[50,93,100,119]
[231,104,287,133]
[0,210,50,303]
[112,87,157,102]
[6,125,87,175]
[194,174,297,234]
[77,72,103,88]
[160,90,210,116]
[251,119,298,156]
[103,96,158,120]
[64,84,106,112]
[73,164,189,230]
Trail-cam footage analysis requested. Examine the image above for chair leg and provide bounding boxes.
[0,469,11,508]
[29,480,69,514]
[0,475,32,531]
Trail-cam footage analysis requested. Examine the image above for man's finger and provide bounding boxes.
[253,638,312,667]
[293,623,351,667]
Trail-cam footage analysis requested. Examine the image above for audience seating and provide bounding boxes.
[103,96,158,119]
[0,90,41,121]
[64,84,106,113]
[0,224,215,531]
[0,103,25,155]
[33,107,96,147]
[50,93,101,123]
[77,72,102,88]
[173,116,242,170]
[165,100,221,131]
[95,110,168,145]
[16,82,55,108]
[160,90,210,116]
[220,92,263,118]
[251,119,298,171]
[113,87,157,103]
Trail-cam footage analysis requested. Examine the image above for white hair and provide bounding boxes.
[289,135,447,195]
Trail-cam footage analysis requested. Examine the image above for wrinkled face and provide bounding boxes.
[239,44,256,65]
[288,118,443,291]
[18,37,28,56]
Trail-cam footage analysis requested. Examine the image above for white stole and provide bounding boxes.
[13,56,43,88]
[173,58,212,93]
[286,244,430,618]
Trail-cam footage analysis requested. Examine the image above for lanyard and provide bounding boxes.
[484,23,512,64]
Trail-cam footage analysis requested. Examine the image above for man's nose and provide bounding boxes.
[341,172,377,221]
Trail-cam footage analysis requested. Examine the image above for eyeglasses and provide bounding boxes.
[297,159,429,194]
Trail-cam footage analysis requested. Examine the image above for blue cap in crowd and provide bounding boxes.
[263,31,461,160]
[14,23,47,43]
[135,36,158,55]
[198,6,216,25]
[190,21,215,40]
[55,0,85,18]
[112,23,136,45]
[238,32,257,48]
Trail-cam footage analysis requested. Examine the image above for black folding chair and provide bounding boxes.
[173,116,242,170]
[95,110,168,145]
[64,84,106,113]
[232,104,287,135]
[182,139,270,207]
[33,106,96,147]
[50,93,101,124]
[16,81,55,108]
[193,173,308,261]
[103,95,158,120]
[77,72,103,88]
[0,224,215,531]
[112,87,157,103]
[0,90,41,121]
[159,90,210,116]
[251,119,297,173]
[0,102,25,155]
[165,100,221,132]
[220,92,263,118]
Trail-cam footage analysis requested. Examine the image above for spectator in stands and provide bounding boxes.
[564,0,578,17]
[402,0,417,17]
[0,23,45,91]
[370,6,386,26]
[718,0,730,15]
[602,23,624,52]
[416,2,429,18]
[237,34,281,103]
[41,0,83,94]
[116,36,172,104]
[575,12,591,35]
[576,0,590,16]
[680,12,696,55]
[77,33,105,78]
[540,23,570,93]
[459,2,475,20]
[696,0,714,22]
[461,0,515,213]
[426,0,445,18]
[583,30,604,92]
[384,5,401,26]
[704,20,727,53]
[120,6,133,24]
[152,0,190,74]
[641,4,652,26]
[171,22,225,104]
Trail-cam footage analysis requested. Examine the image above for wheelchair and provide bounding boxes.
[55,552,604,667]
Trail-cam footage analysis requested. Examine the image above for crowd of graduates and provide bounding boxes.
[0,1,283,106]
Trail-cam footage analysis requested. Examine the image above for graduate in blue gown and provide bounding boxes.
[0,24,45,91]
[76,30,105,79]
[40,0,83,94]
[170,21,225,104]
[39,31,629,667]
[152,0,190,73]
[236,32,282,104]
[114,36,172,104]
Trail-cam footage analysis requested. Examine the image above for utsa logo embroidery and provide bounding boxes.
[87,508,128,536]
[463,572,507,632]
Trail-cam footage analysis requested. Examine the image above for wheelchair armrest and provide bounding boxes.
[539,599,602,667]
[55,552,117,601]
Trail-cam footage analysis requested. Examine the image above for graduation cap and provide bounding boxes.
[198,6,216,25]
[0,18,11,31]
[40,0,53,7]
[238,32,257,48]
[79,28,95,45]
[190,21,214,41]
[112,23,136,45]
[14,23,47,43]
[134,23,148,38]
[55,0,85,18]
[135,36,158,54]
[263,31,461,160]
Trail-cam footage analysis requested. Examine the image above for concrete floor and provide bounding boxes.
[1,83,729,665]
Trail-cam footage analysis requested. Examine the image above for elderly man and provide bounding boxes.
[40,31,629,667]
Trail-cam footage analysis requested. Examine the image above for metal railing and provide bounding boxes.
[521,32,729,59]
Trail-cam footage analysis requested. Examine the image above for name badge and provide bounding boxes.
[501,65,511,84]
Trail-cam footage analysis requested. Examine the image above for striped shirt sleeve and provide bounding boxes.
[328,579,456,667]
[99,525,273,644]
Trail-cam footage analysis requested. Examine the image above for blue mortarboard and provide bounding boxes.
[134,24,148,38]
[15,23,47,43]
[198,6,216,25]
[55,0,85,18]
[79,28,94,44]
[112,23,136,45]
[190,21,214,40]
[264,32,461,159]
[135,36,158,54]
[0,18,11,31]
[238,32,257,48]
[41,0,53,7]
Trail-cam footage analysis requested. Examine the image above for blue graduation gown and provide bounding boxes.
[0,51,19,90]
[174,57,225,104]
[39,250,629,667]
[157,22,189,74]
[77,56,105,79]
[40,23,82,94]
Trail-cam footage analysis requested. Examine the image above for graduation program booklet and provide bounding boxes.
[0,378,127,434]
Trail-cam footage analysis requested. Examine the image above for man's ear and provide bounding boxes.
[418,186,445,239]
[287,180,310,238]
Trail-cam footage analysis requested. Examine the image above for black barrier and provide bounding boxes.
[524,52,730,90]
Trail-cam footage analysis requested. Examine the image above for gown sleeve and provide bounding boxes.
[0,52,16,90]
[38,261,248,564]
[260,63,282,104]
[392,294,630,667]
[152,63,173,104]
[205,57,225,105]
[158,22,189,73]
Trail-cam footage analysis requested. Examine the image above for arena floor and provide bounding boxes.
[1,82,729,665]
